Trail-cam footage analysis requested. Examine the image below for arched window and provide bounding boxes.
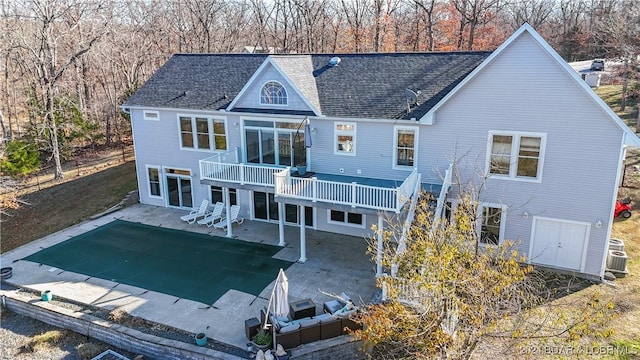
[260,81,287,105]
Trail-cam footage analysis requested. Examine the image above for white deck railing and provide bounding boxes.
[391,172,422,277]
[432,163,453,220]
[199,149,282,186]
[380,276,459,336]
[201,153,422,212]
[274,168,419,213]
[392,163,452,276]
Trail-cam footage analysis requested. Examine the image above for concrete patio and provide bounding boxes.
[0,203,379,353]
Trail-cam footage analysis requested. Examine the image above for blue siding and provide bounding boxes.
[425,33,624,276]
[129,32,628,278]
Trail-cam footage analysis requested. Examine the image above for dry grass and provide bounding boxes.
[593,85,640,359]
[75,342,108,360]
[1,158,137,254]
[20,330,68,353]
[604,198,640,357]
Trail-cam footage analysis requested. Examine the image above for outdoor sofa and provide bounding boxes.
[259,307,361,349]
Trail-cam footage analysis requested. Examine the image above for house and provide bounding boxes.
[123,24,640,280]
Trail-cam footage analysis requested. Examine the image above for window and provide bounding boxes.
[143,110,159,121]
[335,122,356,155]
[328,210,364,227]
[480,205,504,246]
[179,115,227,151]
[210,186,237,205]
[260,81,287,105]
[244,120,302,166]
[488,131,545,181]
[394,127,417,168]
[147,166,161,197]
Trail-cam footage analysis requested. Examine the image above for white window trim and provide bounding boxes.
[477,202,507,247]
[146,165,163,199]
[177,114,228,152]
[393,125,418,170]
[485,131,546,183]
[143,110,159,121]
[334,121,356,156]
[259,80,288,106]
[327,209,366,228]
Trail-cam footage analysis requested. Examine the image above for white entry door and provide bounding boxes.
[530,218,590,271]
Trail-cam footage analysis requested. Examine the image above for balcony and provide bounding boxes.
[273,168,419,213]
[200,149,281,187]
[200,149,446,213]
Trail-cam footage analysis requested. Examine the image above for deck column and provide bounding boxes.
[299,205,307,263]
[224,188,233,238]
[278,202,285,246]
[376,215,384,277]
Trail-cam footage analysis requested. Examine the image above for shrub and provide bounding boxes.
[0,140,40,177]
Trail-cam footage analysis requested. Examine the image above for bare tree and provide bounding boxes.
[413,0,438,51]
[9,0,107,179]
[593,0,640,114]
[341,0,371,52]
[504,0,556,30]
[184,0,226,53]
[453,0,503,50]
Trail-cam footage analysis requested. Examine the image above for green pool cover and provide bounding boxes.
[24,220,293,305]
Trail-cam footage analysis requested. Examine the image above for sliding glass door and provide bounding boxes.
[253,191,313,226]
[166,175,192,208]
[245,120,305,167]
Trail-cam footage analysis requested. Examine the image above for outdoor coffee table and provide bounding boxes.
[289,298,315,320]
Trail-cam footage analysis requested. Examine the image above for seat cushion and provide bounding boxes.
[279,323,300,334]
[323,299,346,314]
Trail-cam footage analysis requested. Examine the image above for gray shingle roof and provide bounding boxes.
[271,55,322,113]
[124,52,491,119]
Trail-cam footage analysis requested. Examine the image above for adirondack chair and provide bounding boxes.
[197,202,225,227]
[213,205,244,230]
[180,200,211,224]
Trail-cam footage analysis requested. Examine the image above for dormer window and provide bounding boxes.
[260,81,287,105]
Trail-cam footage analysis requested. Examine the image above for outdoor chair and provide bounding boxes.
[179,199,211,224]
[197,202,225,227]
[213,205,244,230]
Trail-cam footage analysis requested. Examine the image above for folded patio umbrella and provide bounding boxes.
[274,268,289,318]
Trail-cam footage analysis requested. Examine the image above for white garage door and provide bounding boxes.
[530,218,590,271]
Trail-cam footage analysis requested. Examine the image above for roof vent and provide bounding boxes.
[329,57,341,67]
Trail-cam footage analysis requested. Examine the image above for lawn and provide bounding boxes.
[1,159,138,254]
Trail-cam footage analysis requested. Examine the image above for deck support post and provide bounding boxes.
[376,215,384,277]
[278,202,285,246]
[224,188,233,238]
[299,205,307,263]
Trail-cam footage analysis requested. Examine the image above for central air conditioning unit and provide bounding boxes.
[608,238,625,251]
[607,250,628,272]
